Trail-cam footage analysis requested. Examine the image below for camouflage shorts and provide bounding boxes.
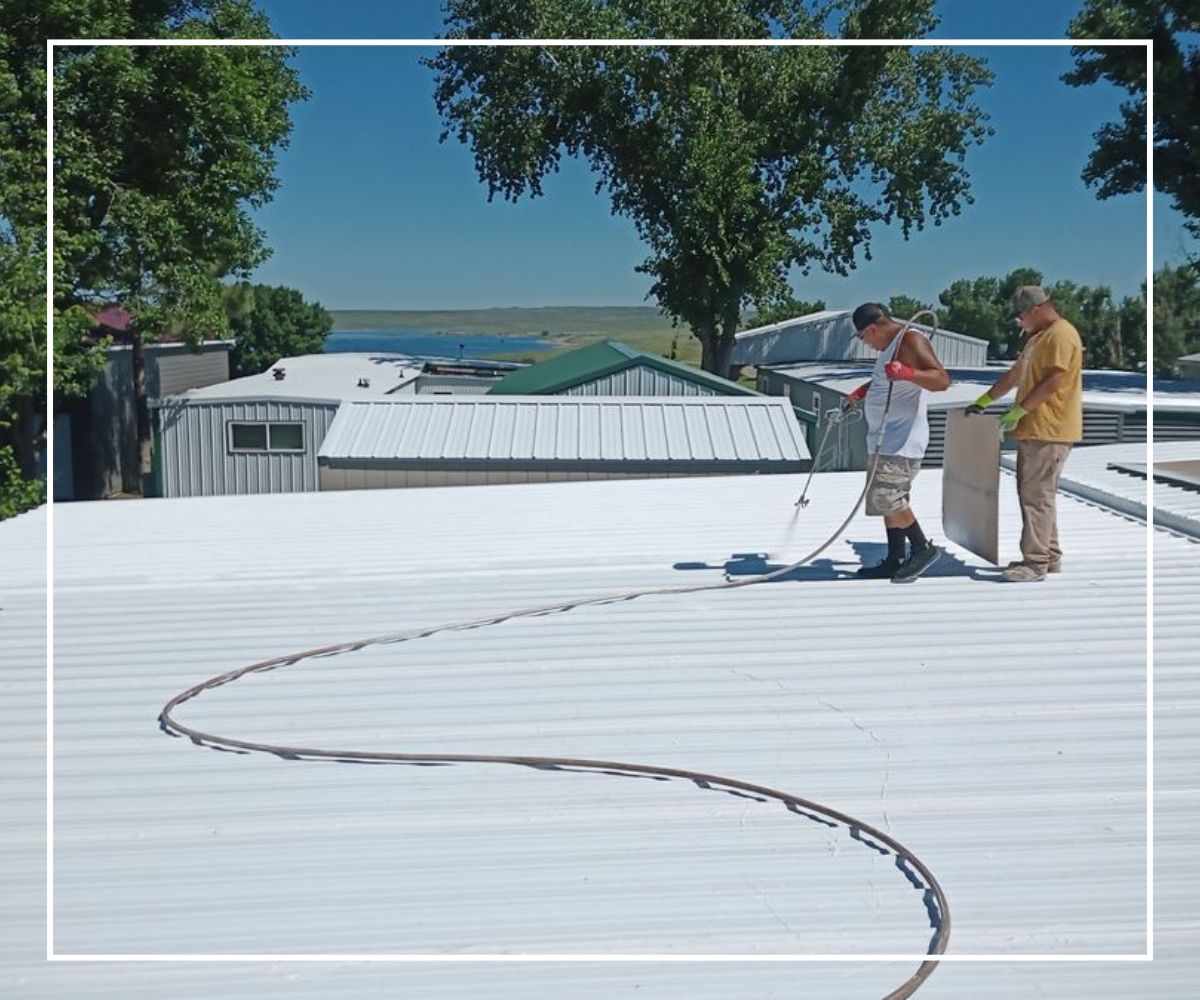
[865,454,922,516]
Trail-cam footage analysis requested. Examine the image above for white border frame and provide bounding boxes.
[45,35,1155,964]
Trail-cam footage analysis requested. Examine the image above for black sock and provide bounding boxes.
[886,527,907,563]
[905,520,928,552]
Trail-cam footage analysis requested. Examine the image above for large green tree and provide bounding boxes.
[936,274,1010,357]
[1154,263,1200,376]
[1,1,56,514]
[934,266,1148,368]
[1064,0,1200,237]
[427,1,992,375]
[225,282,332,378]
[46,0,306,493]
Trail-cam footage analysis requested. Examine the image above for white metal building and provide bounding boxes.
[1175,351,1200,380]
[151,353,496,497]
[732,309,990,368]
[758,363,1200,470]
[317,395,811,490]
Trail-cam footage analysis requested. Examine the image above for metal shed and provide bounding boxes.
[153,396,341,497]
[151,354,425,497]
[732,310,989,368]
[317,395,810,490]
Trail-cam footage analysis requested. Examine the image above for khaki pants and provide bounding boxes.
[1015,440,1072,568]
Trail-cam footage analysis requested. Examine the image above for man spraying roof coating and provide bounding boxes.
[845,303,952,583]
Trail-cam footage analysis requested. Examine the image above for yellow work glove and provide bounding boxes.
[998,404,1028,433]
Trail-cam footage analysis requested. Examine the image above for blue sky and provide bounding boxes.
[246,0,1189,313]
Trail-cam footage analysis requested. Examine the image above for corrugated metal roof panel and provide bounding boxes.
[317,397,810,464]
[1002,440,1200,536]
[2,465,1197,995]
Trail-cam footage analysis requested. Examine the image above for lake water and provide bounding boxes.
[326,329,553,359]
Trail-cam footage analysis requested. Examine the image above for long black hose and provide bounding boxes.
[159,313,947,995]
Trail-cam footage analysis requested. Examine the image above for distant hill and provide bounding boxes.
[330,306,677,337]
[328,306,709,364]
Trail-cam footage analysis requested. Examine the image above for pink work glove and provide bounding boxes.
[885,360,916,381]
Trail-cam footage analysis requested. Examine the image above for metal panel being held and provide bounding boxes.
[942,410,1000,565]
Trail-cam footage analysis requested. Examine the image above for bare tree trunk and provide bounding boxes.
[699,321,739,378]
[131,330,153,496]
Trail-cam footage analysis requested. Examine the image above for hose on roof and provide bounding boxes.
[160,313,947,999]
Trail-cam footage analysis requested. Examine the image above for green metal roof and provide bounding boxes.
[488,340,758,396]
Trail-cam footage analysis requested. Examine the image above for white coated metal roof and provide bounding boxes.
[765,363,1200,413]
[1003,440,1200,538]
[2,462,1197,997]
[317,396,811,464]
[160,352,424,403]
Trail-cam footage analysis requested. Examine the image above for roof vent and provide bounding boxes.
[357,377,370,388]
[272,367,286,381]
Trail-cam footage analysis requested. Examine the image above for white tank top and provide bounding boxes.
[863,327,930,459]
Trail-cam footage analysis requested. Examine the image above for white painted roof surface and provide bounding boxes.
[2,465,1196,996]
[765,363,1200,412]
[160,352,424,403]
[317,396,811,463]
[1003,440,1200,537]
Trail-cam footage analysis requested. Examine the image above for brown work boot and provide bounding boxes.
[1006,559,1061,574]
[1002,562,1046,582]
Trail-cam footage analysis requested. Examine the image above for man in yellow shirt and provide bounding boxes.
[966,286,1084,582]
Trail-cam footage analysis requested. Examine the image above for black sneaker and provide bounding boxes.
[856,557,903,579]
[891,543,943,584]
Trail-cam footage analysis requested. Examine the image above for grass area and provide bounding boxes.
[331,307,704,366]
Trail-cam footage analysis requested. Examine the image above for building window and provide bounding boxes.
[228,421,305,453]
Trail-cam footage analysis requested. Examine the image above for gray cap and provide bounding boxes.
[1011,285,1049,316]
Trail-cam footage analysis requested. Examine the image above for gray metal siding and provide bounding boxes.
[320,466,734,491]
[1119,411,1200,443]
[155,345,230,396]
[157,399,338,497]
[410,375,497,395]
[563,365,721,397]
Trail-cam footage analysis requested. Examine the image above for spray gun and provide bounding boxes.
[794,402,863,508]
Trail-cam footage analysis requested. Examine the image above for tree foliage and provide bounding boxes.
[920,265,1151,370]
[886,295,931,323]
[225,282,333,378]
[1154,263,1200,376]
[747,295,826,328]
[427,1,992,374]
[1064,0,1200,236]
[40,0,306,490]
